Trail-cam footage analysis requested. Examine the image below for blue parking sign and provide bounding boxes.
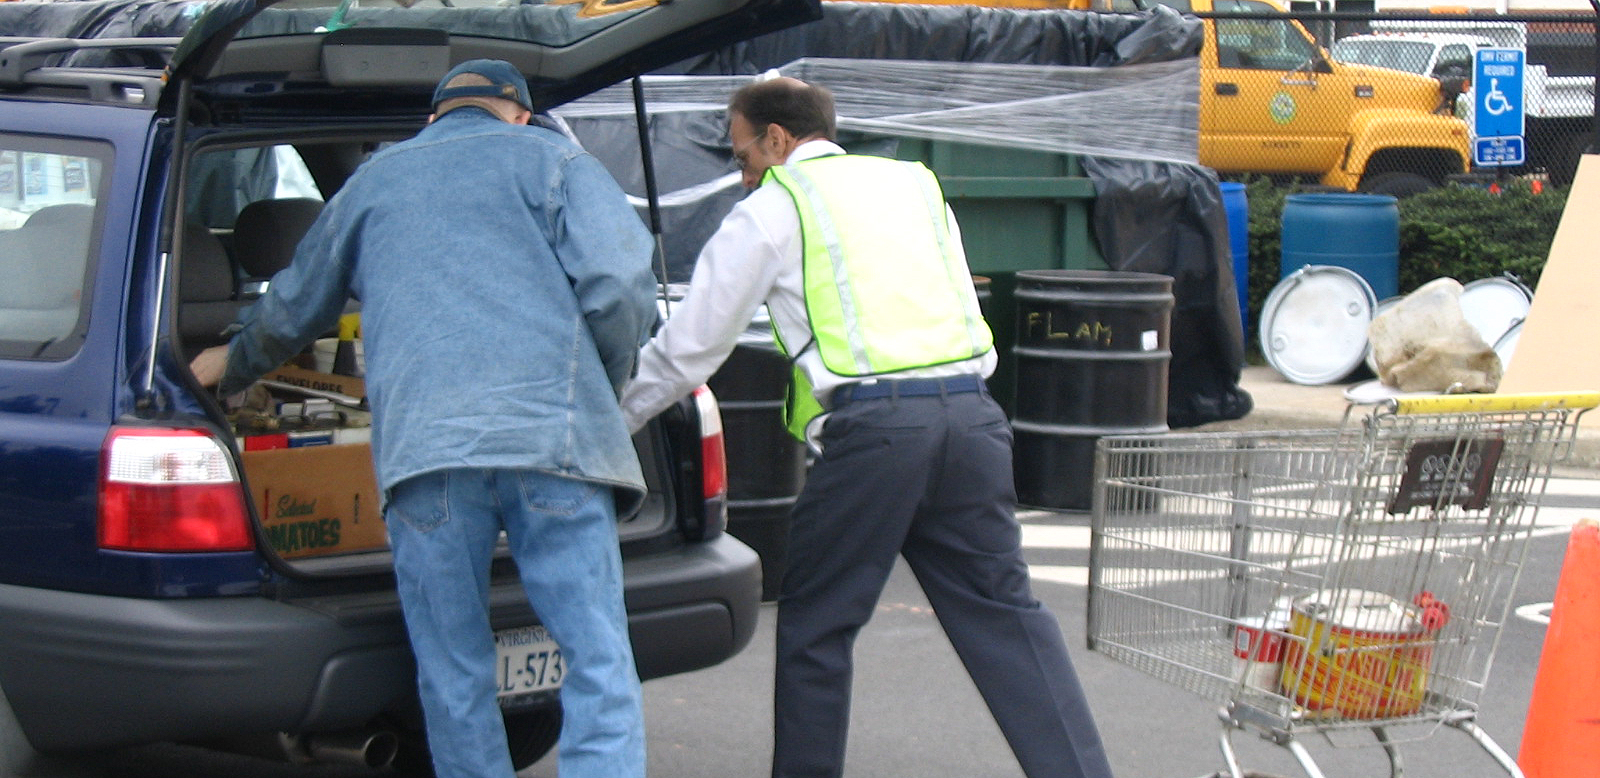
[1473,48,1525,166]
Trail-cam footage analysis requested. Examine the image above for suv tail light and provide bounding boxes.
[692,385,728,539]
[99,427,253,552]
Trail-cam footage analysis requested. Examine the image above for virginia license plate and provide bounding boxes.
[494,625,564,701]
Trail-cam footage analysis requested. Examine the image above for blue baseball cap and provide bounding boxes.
[432,59,533,114]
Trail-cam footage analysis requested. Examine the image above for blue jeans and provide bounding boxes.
[384,468,644,778]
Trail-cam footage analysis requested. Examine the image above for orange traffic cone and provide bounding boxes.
[1519,518,1600,778]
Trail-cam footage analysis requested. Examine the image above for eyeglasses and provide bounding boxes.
[732,129,767,172]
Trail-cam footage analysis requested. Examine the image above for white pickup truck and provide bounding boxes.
[1331,20,1595,184]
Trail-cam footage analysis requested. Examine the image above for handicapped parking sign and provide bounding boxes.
[1473,48,1525,166]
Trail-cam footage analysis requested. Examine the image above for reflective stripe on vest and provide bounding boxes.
[766,155,993,438]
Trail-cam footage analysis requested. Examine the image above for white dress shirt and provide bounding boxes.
[620,139,998,435]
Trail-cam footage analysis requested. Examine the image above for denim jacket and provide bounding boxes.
[222,108,658,511]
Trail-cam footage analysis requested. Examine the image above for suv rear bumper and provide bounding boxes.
[0,535,759,753]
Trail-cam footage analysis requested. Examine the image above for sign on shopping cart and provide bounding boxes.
[1388,435,1506,514]
[1472,48,1526,167]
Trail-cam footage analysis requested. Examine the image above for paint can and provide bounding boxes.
[1232,610,1290,693]
[1282,589,1434,718]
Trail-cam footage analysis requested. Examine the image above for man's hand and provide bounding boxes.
[189,345,230,389]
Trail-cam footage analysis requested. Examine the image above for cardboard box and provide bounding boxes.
[241,442,388,559]
[261,364,367,406]
[1499,154,1600,430]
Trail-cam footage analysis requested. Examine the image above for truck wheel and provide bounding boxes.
[390,703,562,778]
[1358,172,1434,197]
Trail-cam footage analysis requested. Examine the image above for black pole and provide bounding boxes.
[631,76,664,237]
[1591,0,1599,154]
[631,76,672,313]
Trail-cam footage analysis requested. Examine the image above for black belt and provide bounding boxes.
[831,375,984,407]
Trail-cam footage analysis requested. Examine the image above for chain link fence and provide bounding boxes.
[1141,3,1598,349]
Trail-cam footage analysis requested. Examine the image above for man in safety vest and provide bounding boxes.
[620,77,1115,778]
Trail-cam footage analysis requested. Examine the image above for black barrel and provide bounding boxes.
[706,319,807,601]
[1011,270,1173,511]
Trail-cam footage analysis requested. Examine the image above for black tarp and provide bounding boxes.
[661,2,1202,73]
[1081,157,1254,426]
[0,0,203,39]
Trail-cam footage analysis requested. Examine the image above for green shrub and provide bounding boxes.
[1395,181,1566,294]
[1236,177,1567,356]
[1240,175,1289,350]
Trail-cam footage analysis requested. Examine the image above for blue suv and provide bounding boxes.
[0,0,816,773]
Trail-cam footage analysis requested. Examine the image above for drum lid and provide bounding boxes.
[1260,266,1377,385]
[1460,276,1532,348]
[1493,319,1524,373]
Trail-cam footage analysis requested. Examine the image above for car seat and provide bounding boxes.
[0,204,94,342]
[176,223,243,359]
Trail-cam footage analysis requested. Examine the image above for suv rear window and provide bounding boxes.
[0,136,107,359]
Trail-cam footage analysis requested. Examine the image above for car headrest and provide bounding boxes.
[23,203,94,232]
[233,198,324,278]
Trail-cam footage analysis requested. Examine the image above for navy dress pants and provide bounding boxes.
[771,385,1115,778]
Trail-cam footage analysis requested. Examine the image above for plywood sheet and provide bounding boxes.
[1497,154,1600,424]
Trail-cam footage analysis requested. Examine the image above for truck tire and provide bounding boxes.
[1358,171,1434,197]
[390,703,562,778]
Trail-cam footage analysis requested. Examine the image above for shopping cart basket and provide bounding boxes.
[1087,391,1600,778]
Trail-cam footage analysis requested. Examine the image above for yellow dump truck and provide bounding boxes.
[1151,0,1473,193]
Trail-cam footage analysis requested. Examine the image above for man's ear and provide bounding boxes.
[766,123,798,160]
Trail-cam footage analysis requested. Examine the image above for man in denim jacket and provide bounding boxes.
[190,60,657,778]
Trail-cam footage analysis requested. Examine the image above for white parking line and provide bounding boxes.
[1027,565,1090,587]
[1019,524,1089,549]
[1544,476,1600,498]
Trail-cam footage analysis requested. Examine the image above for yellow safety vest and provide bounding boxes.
[765,154,993,440]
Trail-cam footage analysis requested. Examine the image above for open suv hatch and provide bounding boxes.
[0,0,818,773]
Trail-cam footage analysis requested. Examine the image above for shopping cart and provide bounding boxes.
[1087,391,1600,778]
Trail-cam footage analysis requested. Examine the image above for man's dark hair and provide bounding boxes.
[727,78,837,141]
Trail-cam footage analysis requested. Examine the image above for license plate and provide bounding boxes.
[494,625,564,700]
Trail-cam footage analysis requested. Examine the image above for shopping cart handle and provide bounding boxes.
[1388,391,1600,416]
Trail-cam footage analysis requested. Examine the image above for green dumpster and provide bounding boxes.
[844,135,1105,416]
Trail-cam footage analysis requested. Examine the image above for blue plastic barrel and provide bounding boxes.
[1280,193,1399,301]
[1219,182,1249,337]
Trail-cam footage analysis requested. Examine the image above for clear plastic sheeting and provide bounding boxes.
[560,57,1200,166]
[803,58,1197,166]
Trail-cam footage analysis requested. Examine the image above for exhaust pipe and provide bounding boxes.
[278,729,400,769]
